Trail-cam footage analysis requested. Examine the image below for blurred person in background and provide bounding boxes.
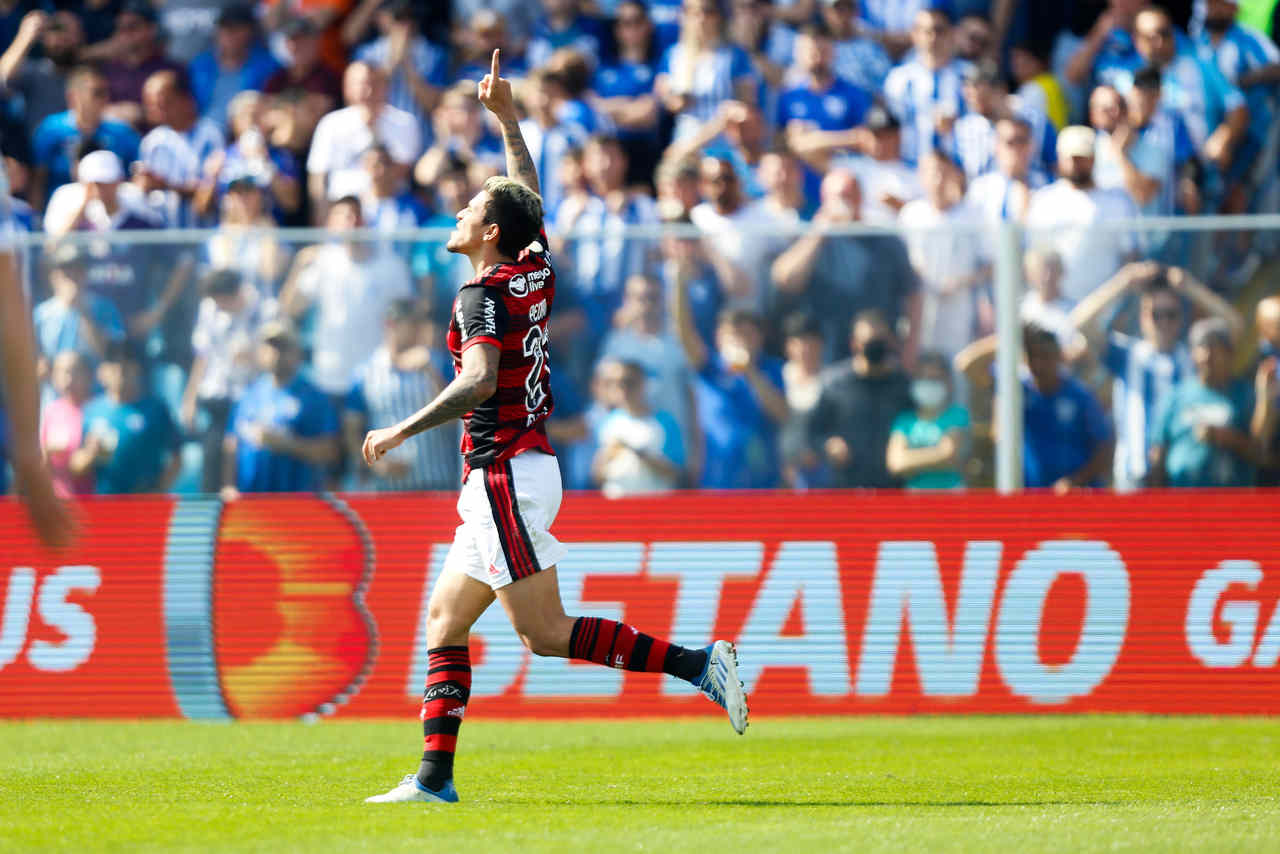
[883,9,969,168]
[188,4,280,129]
[688,154,781,313]
[201,169,292,295]
[1025,125,1140,304]
[771,168,919,362]
[806,309,911,488]
[1255,295,1280,485]
[307,61,421,223]
[136,70,226,226]
[965,115,1046,225]
[452,11,529,83]
[1065,0,1147,93]
[155,0,243,65]
[778,311,827,488]
[344,299,458,492]
[1019,246,1085,354]
[348,143,432,277]
[725,0,791,94]
[72,339,182,494]
[413,81,505,189]
[661,99,770,199]
[590,0,663,186]
[1069,261,1242,491]
[94,0,186,128]
[180,268,265,493]
[951,58,1056,185]
[516,50,603,216]
[857,0,942,58]
[33,240,126,369]
[591,358,686,498]
[886,349,970,490]
[40,350,97,496]
[959,323,1114,492]
[279,195,413,399]
[803,105,923,224]
[32,65,140,207]
[198,90,302,222]
[263,17,342,111]
[1009,36,1069,131]
[352,0,448,136]
[657,205,722,351]
[0,9,84,139]
[222,319,339,498]
[898,151,988,360]
[820,0,893,94]
[526,0,605,70]
[654,0,758,141]
[1148,318,1261,487]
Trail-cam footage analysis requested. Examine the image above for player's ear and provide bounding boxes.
[483,221,500,244]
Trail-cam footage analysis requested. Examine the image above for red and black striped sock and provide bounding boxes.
[569,617,707,683]
[415,645,471,791]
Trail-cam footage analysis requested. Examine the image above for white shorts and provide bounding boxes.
[443,450,569,590]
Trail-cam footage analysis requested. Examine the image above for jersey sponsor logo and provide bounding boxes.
[508,267,550,298]
[508,274,529,297]
[423,683,466,702]
[482,295,497,336]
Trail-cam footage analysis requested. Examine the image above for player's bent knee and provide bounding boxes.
[426,607,471,647]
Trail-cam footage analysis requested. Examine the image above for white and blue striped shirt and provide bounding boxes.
[883,57,969,165]
[951,100,1055,184]
[859,0,934,35]
[139,118,225,226]
[966,169,1048,225]
[657,42,757,141]
[348,346,460,491]
[1106,332,1192,491]
[833,36,894,94]
[354,36,448,142]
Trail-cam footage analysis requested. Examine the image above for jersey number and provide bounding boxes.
[522,325,549,413]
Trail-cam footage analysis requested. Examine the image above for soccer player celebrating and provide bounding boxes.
[362,51,748,805]
[0,162,77,549]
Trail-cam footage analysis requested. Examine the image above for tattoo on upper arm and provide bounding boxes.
[501,117,540,194]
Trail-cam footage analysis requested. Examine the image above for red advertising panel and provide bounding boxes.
[1,491,1277,719]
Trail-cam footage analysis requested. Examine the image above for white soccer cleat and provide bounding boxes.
[364,774,459,803]
[696,640,749,734]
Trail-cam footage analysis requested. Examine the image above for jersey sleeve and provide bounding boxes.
[455,284,509,352]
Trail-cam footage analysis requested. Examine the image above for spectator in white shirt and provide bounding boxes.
[1020,246,1086,357]
[899,152,989,359]
[819,104,923,224]
[591,358,685,498]
[1026,125,1140,305]
[965,114,1047,225]
[279,196,413,397]
[306,61,422,223]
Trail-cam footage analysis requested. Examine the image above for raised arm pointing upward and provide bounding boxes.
[479,49,540,196]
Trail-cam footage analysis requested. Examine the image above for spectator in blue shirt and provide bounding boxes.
[777,22,874,134]
[188,5,280,129]
[527,0,605,70]
[32,65,141,208]
[223,320,340,497]
[32,240,126,367]
[592,1,663,184]
[1068,0,1148,92]
[1149,317,1261,487]
[73,340,182,494]
[654,0,758,141]
[883,8,971,167]
[819,0,893,93]
[1020,324,1114,491]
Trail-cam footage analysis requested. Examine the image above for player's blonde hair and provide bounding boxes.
[482,177,543,258]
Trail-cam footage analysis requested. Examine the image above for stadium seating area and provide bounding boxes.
[3,0,1280,496]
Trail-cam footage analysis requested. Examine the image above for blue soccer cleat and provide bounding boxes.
[365,774,459,804]
[696,640,748,734]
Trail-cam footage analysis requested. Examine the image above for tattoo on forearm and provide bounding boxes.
[399,371,496,438]
[500,116,540,194]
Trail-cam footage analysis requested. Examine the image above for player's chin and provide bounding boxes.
[444,233,464,253]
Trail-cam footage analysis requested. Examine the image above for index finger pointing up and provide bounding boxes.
[491,48,500,79]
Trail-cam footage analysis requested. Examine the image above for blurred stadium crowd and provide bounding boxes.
[3,0,1280,497]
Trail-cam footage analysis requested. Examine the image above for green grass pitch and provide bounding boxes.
[2,716,1278,853]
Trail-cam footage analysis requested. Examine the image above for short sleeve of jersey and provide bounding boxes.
[456,284,509,351]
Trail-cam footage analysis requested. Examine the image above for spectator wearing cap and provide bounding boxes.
[858,0,954,59]
[1010,37,1069,131]
[90,1,187,129]
[343,298,458,492]
[278,196,412,398]
[654,0,759,142]
[40,351,97,496]
[819,0,892,94]
[527,0,605,71]
[814,104,923,224]
[951,59,1056,184]
[592,1,663,184]
[72,340,182,494]
[887,349,970,490]
[202,168,291,295]
[1149,317,1261,487]
[591,358,686,498]
[1194,0,1280,212]
[32,65,141,207]
[805,309,913,488]
[137,70,226,226]
[965,115,1047,225]
[263,17,342,109]
[777,22,874,137]
[352,0,449,139]
[0,10,84,140]
[199,90,302,223]
[1094,67,1198,224]
[33,240,126,367]
[899,151,988,360]
[1025,125,1140,304]
[189,5,281,130]
[222,320,339,498]
[181,268,265,492]
[1070,261,1243,491]
[883,8,969,167]
[306,61,421,223]
[771,168,919,362]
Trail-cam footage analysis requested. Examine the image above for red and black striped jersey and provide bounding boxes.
[447,231,556,479]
